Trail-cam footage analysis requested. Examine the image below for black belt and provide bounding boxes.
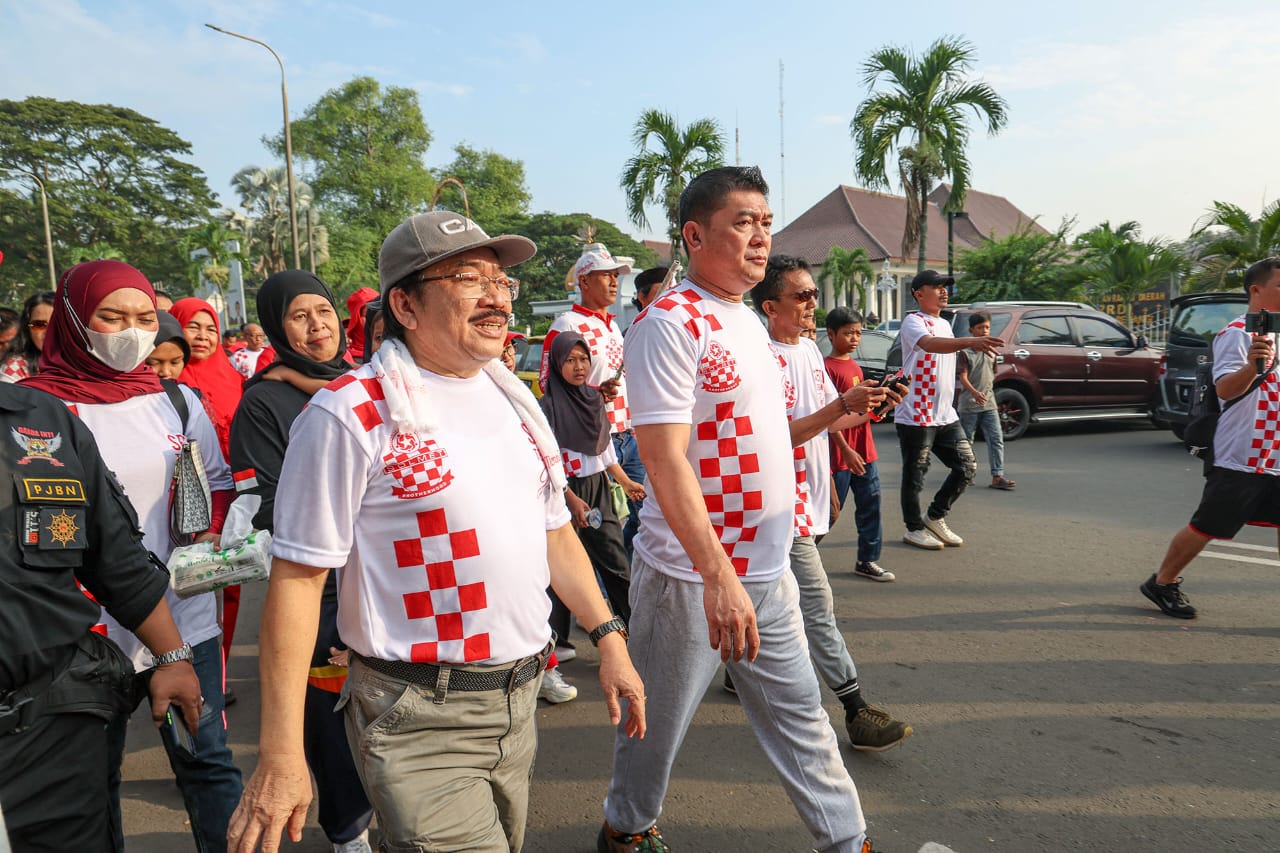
[355,643,551,705]
[0,669,55,737]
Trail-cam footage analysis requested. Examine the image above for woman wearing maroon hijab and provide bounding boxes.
[22,260,243,852]
[170,297,244,462]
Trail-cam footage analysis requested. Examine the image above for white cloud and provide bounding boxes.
[813,114,847,127]
[505,32,546,63]
[415,81,474,97]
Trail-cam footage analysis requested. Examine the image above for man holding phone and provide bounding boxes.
[1143,256,1280,618]
[895,270,1003,550]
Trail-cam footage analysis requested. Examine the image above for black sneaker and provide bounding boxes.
[854,561,896,582]
[846,704,913,752]
[722,669,737,696]
[1140,573,1197,619]
[598,821,670,852]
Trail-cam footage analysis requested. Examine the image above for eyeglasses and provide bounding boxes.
[420,272,520,301]
[778,289,819,304]
[27,320,48,330]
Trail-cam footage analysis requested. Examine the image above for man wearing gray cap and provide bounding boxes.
[229,210,646,853]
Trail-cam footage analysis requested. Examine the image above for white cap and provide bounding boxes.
[573,243,632,280]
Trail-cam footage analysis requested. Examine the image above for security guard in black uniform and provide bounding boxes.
[0,383,201,852]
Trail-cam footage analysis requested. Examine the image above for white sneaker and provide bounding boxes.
[554,643,577,662]
[922,516,963,546]
[538,666,578,703]
[903,528,945,550]
[333,829,372,853]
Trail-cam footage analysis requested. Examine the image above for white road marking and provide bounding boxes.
[1201,551,1280,567]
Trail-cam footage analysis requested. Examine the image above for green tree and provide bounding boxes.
[489,212,659,324]
[955,219,1086,302]
[851,36,1008,272]
[270,76,435,283]
[1075,221,1186,326]
[1186,200,1280,291]
[817,246,875,310]
[66,242,127,266]
[620,110,725,259]
[0,96,215,291]
[182,220,248,298]
[435,144,532,231]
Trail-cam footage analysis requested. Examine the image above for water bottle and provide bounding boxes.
[586,508,602,529]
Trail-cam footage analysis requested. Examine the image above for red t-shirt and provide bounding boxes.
[824,355,877,469]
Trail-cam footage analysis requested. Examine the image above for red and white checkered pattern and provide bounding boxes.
[896,313,958,428]
[694,401,763,576]
[543,305,631,432]
[793,444,815,537]
[775,339,837,538]
[1247,375,1280,473]
[1,356,30,384]
[393,507,491,663]
[911,352,939,424]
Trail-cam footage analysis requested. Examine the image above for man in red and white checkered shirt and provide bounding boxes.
[599,167,885,853]
[894,270,1002,552]
[231,211,645,853]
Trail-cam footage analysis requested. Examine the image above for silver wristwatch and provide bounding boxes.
[152,642,194,666]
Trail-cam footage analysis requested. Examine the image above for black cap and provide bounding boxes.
[910,269,956,292]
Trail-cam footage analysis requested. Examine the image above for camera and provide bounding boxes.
[868,370,910,422]
[1245,308,1280,334]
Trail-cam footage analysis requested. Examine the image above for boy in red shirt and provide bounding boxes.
[824,307,894,581]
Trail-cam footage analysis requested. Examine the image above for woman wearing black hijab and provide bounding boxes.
[539,332,641,641]
[227,270,373,852]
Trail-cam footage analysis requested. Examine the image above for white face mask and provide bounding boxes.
[85,326,158,373]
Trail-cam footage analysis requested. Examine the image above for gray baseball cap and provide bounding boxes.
[378,210,537,295]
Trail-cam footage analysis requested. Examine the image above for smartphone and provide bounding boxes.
[868,370,909,422]
[163,708,197,757]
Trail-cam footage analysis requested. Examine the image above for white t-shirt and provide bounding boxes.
[896,312,959,427]
[562,440,617,480]
[1212,316,1280,476]
[67,387,231,671]
[625,281,795,582]
[271,365,570,665]
[774,338,836,538]
[231,346,268,379]
[542,305,631,433]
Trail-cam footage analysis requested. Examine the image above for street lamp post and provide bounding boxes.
[7,168,56,290]
[206,24,301,270]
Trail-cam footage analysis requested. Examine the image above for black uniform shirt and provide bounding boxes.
[0,384,168,692]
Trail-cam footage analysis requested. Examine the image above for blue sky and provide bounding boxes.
[4,0,1278,247]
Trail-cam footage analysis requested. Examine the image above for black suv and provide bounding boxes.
[886,301,1161,439]
[1153,291,1249,439]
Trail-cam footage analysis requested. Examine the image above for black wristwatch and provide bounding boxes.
[588,616,628,647]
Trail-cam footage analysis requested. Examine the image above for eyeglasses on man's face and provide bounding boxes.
[775,288,818,304]
[420,271,520,302]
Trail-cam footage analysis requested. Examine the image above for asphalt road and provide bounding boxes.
[120,420,1280,852]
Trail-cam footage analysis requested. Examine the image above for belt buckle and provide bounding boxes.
[0,695,35,736]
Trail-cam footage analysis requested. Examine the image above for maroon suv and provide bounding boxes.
[887,302,1162,439]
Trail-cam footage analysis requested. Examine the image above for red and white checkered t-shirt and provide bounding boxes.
[1211,317,1280,476]
[774,338,837,538]
[271,364,569,665]
[895,312,959,427]
[541,305,630,433]
[1,355,30,384]
[561,439,617,479]
[624,281,795,582]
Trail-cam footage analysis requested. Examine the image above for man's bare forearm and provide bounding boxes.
[257,559,327,757]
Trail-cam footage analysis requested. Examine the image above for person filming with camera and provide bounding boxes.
[1142,256,1280,618]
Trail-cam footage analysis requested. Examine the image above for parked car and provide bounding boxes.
[814,328,894,383]
[886,301,1162,439]
[1153,291,1249,439]
[514,334,545,397]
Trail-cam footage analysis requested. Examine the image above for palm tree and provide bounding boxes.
[66,242,127,265]
[620,110,725,259]
[1186,200,1280,291]
[222,165,316,277]
[183,220,247,293]
[817,246,875,310]
[1076,221,1185,327]
[851,36,1008,272]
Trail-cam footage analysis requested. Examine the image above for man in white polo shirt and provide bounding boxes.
[229,211,646,853]
[598,166,886,853]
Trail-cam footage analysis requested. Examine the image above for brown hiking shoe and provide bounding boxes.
[597,820,670,852]
[846,704,913,752]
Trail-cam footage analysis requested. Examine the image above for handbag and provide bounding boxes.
[1184,360,1274,461]
[161,380,213,547]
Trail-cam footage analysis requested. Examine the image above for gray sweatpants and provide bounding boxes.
[791,535,859,695]
[602,557,867,853]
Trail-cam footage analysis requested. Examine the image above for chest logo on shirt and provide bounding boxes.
[383,432,453,500]
[813,369,827,400]
[11,427,64,466]
[605,335,624,372]
[699,341,741,393]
